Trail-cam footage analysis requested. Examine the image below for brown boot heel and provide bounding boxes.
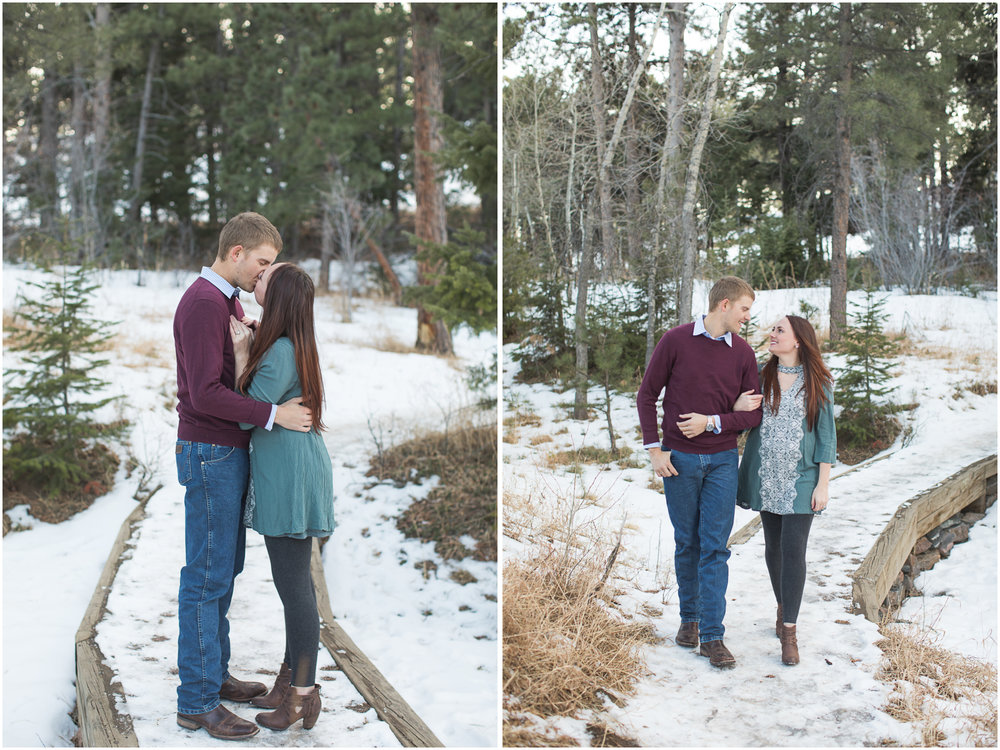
[250,663,291,709]
[780,624,799,666]
[256,684,321,731]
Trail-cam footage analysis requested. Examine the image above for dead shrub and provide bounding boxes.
[503,549,649,719]
[877,623,997,746]
[370,420,496,561]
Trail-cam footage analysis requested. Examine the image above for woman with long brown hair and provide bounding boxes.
[229,262,333,731]
[735,314,836,666]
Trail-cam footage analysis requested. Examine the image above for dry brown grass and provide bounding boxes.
[877,623,997,746]
[370,419,496,561]
[370,331,420,354]
[503,549,651,719]
[502,711,579,747]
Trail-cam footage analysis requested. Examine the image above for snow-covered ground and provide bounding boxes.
[503,284,997,746]
[3,263,498,747]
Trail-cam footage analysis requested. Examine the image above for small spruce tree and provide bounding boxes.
[406,224,497,335]
[4,264,125,495]
[835,288,900,450]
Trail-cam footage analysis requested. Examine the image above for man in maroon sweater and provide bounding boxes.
[173,212,312,739]
[637,276,763,669]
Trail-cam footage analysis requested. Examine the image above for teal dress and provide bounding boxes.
[240,337,335,538]
[737,369,836,515]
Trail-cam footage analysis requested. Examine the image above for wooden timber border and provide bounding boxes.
[75,508,444,746]
[850,454,997,622]
[310,540,444,747]
[74,499,147,747]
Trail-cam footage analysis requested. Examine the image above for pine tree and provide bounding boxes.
[406,223,497,336]
[834,288,899,449]
[4,264,125,494]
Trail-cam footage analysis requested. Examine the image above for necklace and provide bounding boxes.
[777,363,803,374]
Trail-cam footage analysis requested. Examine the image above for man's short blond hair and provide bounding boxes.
[217,212,282,261]
[708,276,755,311]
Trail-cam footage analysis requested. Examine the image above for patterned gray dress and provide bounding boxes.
[758,364,806,515]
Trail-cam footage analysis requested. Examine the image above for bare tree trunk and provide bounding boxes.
[391,31,405,224]
[625,5,641,264]
[576,4,610,419]
[92,2,112,261]
[367,236,402,304]
[579,2,666,415]
[130,32,160,282]
[646,2,687,365]
[38,71,59,238]
[588,3,614,272]
[70,66,87,247]
[829,2,853,343]
[320,203,333,293]
[412,3,453,355]
[677,3,732,325]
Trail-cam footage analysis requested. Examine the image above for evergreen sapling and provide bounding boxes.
[4,265,125,495]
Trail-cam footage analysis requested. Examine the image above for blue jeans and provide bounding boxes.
[175,441,249,715]
[662,448,738,642]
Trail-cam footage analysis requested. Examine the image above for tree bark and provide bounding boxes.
[92,2,112,260]
[130,34,160,237]
[677,3,732,325]
[38,70,59,238]
[830,2,853,343]
[646,2,687,366]
[588,3,614,272]
[624,4,641,263]
[412,3,453,355]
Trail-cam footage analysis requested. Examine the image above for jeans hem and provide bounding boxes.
[177,699,221,716]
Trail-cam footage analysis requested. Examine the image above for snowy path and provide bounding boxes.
[611,431,995,747]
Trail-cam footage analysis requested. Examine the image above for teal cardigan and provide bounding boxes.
[240,337,335,538]
[737,379,837,515]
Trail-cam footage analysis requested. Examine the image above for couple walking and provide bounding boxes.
[638,276,836,669]
[173,212,334,739]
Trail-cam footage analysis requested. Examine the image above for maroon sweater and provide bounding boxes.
[637,322,762,453]
[174,277,273,448]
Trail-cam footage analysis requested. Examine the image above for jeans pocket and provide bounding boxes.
[204,444,237,465]
[175,442,193,486]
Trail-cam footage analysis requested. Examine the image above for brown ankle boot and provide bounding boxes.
[779,624,799,665]
[250,663,291,709]
[775,604,783,638]
[256,685,321,731]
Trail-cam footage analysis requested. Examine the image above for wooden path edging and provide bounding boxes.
[74,499,147,747]
[310,540,445,747]
[75,504,444,747]
[850,454,997,622]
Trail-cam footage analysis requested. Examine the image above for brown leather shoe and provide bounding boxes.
[250,663,291,708]
[699,639,736,669]
[780,624,799,665]
[675,621,699,648]
[256,684,321,731]
[776,604,783,638]
[177,704,260,740]
[219,675,267,702]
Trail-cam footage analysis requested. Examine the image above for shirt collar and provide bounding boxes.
[693,315,733,347]
[200,267,240,299]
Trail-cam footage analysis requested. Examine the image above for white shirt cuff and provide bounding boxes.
[265,404,277,431]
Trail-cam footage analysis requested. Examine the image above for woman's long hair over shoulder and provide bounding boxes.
[761,315,832,432]
[238,264,325,431]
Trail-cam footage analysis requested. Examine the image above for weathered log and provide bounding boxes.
[851,454,997,622]
[310,540,444,747]
[74,500,147,747]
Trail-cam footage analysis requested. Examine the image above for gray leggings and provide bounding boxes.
[759,511,814,624]
[264,535,319,688]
